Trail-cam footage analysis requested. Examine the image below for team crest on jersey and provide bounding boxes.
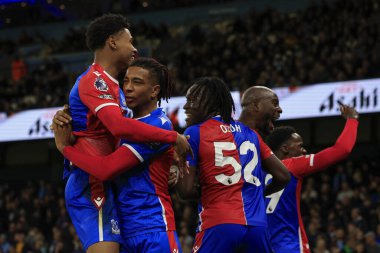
[110,219,120,235]
[94,77,109,92]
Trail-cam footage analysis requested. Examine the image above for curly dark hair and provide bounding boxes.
[86,14,130,51]
[266,126,297,152]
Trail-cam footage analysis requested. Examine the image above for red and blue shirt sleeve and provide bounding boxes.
[78,74,120,115]
[120,117,172,162]
[184,125,200,167]
[287,118,358,179]
[251,129,273,160]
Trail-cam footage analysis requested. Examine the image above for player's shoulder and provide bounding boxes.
[282,154,310,166]
[78,66,113,90]
[184,122,202,136]
[139,108,173,131]
[235,121,260,139]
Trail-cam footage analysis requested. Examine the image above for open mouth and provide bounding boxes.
[184,112,192,121]
[269,116,279,132]
[125,97,134,103]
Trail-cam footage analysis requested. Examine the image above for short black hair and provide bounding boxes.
[266,126,297,152]
[86,14,130,51]
[129,57,173,106]
[190,77,235,122]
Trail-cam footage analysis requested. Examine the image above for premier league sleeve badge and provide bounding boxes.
[94,77,109,92]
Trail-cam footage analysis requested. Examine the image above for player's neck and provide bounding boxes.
[275,151,286,160]
[239,111,256,130]
[93,52,121,80]
[133,102,157,119]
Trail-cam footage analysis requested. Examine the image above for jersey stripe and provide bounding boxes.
[122,144,144,162]
[309,154,315,167]
[157,197,168,230]
[298,227,304,253]
[94,102,119,113]
[98,208,104,241]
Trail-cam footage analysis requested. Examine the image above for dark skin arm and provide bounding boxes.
[262,154,290,196]
[176,165,200,200]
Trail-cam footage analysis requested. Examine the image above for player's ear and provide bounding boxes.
[251,100,260,112]
[107,35,118,50]
[280,144,289,155]
[151,85,160,100]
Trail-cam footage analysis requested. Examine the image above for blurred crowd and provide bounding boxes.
[1,0,380,116]
[0,157,379,253]
[0,0,237,28]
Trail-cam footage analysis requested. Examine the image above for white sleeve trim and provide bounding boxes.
[309,154,315,167]
[95,103,119,113]
[122,144,144,162]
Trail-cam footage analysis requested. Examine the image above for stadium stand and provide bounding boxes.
[1,0,380,115]
[0,0,379,253]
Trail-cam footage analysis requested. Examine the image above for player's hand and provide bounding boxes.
[52,122,72,154]
[173,134,192,176]
[168,165,179,189]
[339,103,359,120]
[51,104,72,129]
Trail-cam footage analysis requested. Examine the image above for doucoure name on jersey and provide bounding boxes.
[219,124,242,133]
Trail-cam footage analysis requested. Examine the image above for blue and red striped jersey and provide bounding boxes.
[265,157,314,253]
[184,116,272,232]
[266,119,359,253]
[114,108,176,237]
[64,63,127,179]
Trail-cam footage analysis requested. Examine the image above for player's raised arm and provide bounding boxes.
[290,104,359,178]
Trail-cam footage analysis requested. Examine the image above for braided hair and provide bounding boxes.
[129,57,173,106]
[189,77,235,122]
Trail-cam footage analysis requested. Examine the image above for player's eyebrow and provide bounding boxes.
[124,77,144,82]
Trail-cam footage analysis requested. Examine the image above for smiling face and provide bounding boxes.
[183,84,209,127]
[113,28,138,68]
[240,86,283,136]
[123,66,160,117]
[259,91,282,134]
[284,133,307,157]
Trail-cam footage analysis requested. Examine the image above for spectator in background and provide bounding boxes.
[365,231,380,253]
[11,54,27,83]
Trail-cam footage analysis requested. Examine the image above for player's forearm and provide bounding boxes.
[176,183,200,200]
[310,118,358,173]
[176,167,200,200]
[63,146,140,181]
[265,178,288,196]
[98,107,177,143]
[262,155,290,196]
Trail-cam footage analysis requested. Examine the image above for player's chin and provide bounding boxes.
[268,120,275,132]
[185,117,195,127]
[126,101,136,109]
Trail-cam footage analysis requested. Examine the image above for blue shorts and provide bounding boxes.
[192,224,273,253]
[65,169,122,250]
[120,231,182,253]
